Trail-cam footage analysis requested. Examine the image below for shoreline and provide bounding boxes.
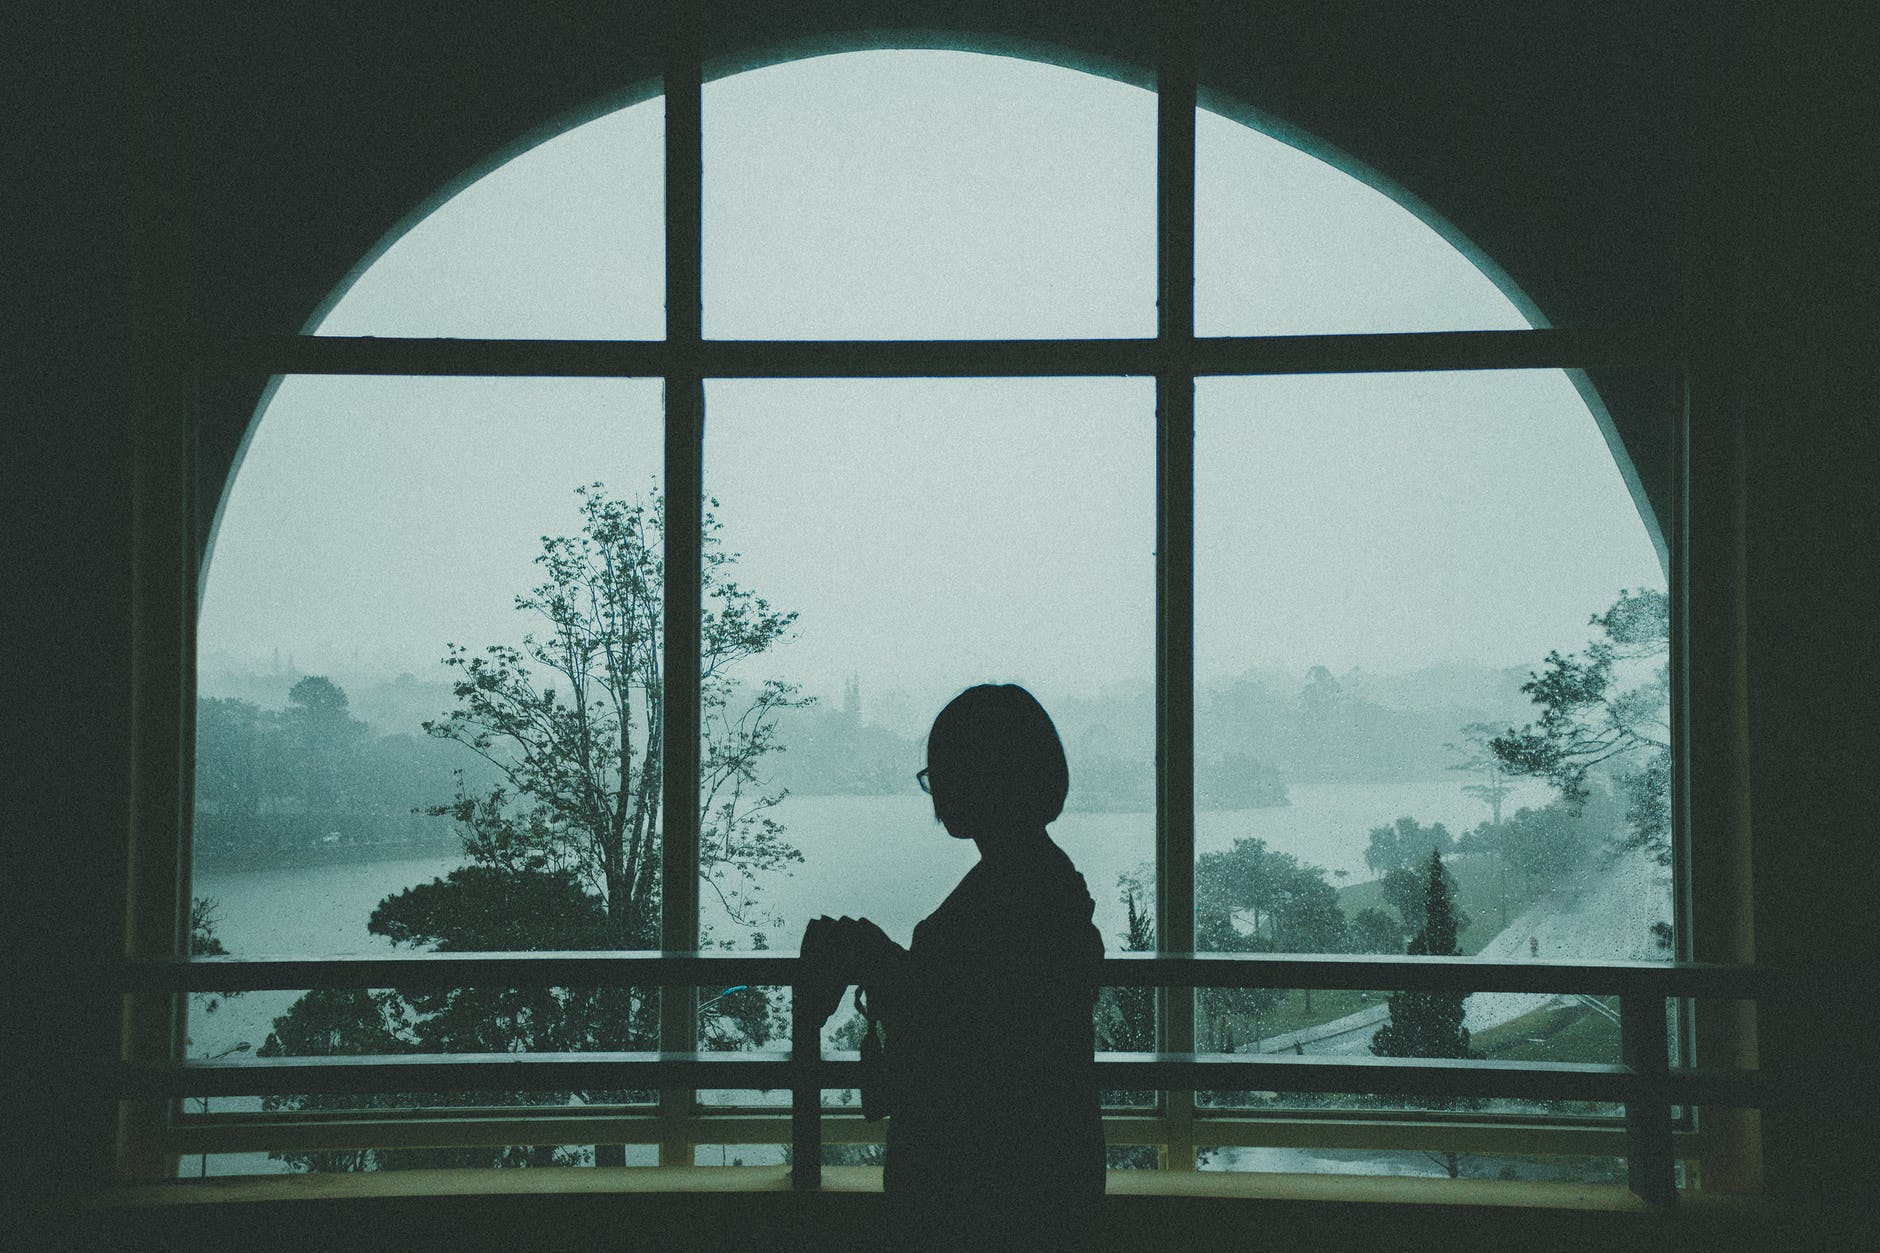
[195,839,465,874]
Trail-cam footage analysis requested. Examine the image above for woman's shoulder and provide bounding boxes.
[989,838,1101,939]
[924,841,1096,930]
[1034,836,1098,905]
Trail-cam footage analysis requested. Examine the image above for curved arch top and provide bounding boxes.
[278,40,1661,564]
[178,6,1685,576]
[203,46,1668,692]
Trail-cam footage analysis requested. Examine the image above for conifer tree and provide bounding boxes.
[1370,850,1479,1176]
[1371,850,1478,1061]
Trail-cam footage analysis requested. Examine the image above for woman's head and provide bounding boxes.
[925,684,1070,838]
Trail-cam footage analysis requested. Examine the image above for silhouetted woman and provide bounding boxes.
[805,684,1106,1252]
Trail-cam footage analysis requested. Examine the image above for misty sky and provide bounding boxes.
[199,51,1663,717]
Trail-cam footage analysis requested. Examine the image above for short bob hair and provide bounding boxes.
[926,684,1070,830]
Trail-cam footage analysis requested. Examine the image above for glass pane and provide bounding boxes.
[702,377,1154,969]
[705,51,1155,340]
[1193,370,1671,1115]
[696,982,792,1110]
[1195,106,1532,336]
[187,981,661,1175]
[702,377,1154,1120]
[192,377,664,1171]
[821,1112,888,1168]
[1197,1147,1637,1185]
[180,1144,652,1179]
[312,98,664,338]
[693,1144,788,1167]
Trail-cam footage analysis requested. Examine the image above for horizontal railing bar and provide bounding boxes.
[1104,953,1772,997]
[1115,1055,1639,1102]
[158,1112,887,1156]
[207,327,1677,379]
[114,1050,1760,1107]
[124,951,802,992]
[123,951,1777,998]
[165,1104,1627,1135]
[122,1051,804,1098]
[157,1110,1679,1159]
[168,1100,1627,1133]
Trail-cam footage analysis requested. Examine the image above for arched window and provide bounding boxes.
[183,42,1679,1184]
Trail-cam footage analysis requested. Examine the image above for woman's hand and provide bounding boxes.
[840,916,904,985]
[798,915,850,1026]
[798,915,905,1024]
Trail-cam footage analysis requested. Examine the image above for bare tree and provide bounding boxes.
[424,484,808,948]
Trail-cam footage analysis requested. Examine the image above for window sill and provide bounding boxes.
[72,1168,1817,1253]
[86,1165,1758,1213]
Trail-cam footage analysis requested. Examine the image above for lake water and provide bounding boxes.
[189,779,1546,1058]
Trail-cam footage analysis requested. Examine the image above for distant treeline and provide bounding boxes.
[761,699,1287,811]
[763,662,1527,808]
[194,676,481,862]
[1199,664,1532,784]
[197,659,1534,837]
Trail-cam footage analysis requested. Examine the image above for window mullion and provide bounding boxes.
[659,0,704,1171]
[1155,0,1199,1173]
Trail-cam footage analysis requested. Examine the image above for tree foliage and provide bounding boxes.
[1491,588,1671,863]
[1476,793,1611,896]
[1363,815,1456,879]
[1379,853,1467,940]
[1368,842,1481,1173]
[1093,875,1159,1165]
[282,676,368,816]
[1371,851,1479,1063]
[1198,838,1348,955]
[1378,867,1423,934]
[1370,851,1479,1178]
[422,486,806,947]
[259,485,805,1171]
[1194,839,1350,1052]
[1348,906,1403,955]
[1095,876,1157,1055]
[186,897,243,1027]
[1447,721,1516,827]
[195,682,468,855]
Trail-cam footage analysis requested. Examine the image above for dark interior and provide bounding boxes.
[11,2,1875,1248]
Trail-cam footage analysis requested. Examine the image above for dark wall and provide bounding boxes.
[1737,0,1880,1211]
[8,0,138,1209]
[7,0,1875,1243]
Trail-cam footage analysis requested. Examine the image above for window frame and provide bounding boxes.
[117,1,1761,1201]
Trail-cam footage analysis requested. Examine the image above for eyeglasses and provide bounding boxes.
[915,768,931,794]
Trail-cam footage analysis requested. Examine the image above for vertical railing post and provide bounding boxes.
[658,0,705,1171]
[1155,0,1199,1172]
[1621,994,1677,1206]
[791,971,823,1190]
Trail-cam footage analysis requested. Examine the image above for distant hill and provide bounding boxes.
[1334,662,1534,724]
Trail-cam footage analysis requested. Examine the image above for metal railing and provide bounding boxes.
[117,951,1783,1206]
